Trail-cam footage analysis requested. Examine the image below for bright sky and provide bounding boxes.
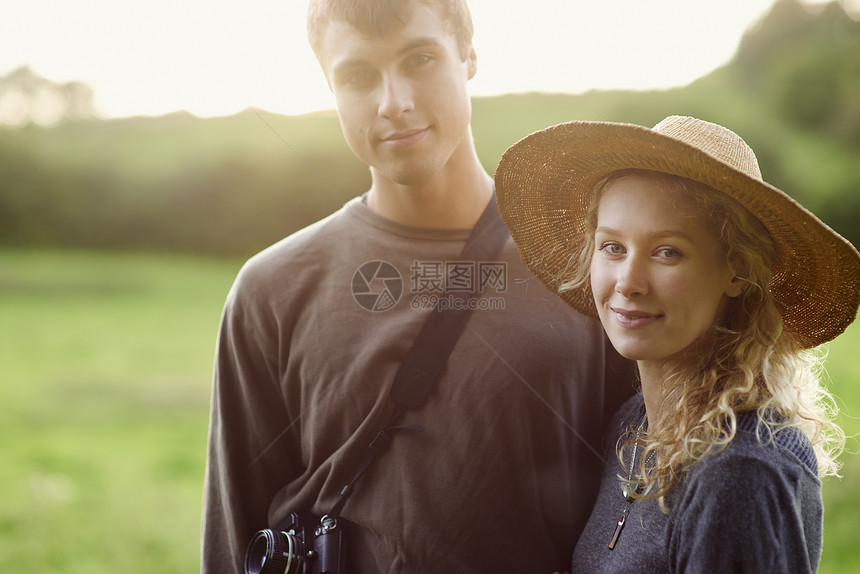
[0,0,849,120]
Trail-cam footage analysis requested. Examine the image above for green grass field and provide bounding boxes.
[0,250,238,573]
[1,249,857,572]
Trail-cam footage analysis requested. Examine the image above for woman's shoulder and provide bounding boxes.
[681,414,821,502]
[670,417,823,536]
[734,411,818,476]
[668,419,823,574]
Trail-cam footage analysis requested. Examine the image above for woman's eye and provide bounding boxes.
[655,247,681,259]
[600,242,625,256]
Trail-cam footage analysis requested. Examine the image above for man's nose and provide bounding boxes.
[378,74,414,118]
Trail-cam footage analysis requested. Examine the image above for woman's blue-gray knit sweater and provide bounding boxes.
[572,394,822,573]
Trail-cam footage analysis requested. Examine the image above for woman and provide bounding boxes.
[495,116,860,573]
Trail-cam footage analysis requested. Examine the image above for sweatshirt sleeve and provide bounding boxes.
[200,273,297,574]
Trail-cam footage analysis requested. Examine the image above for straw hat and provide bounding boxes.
[495,115,860,348]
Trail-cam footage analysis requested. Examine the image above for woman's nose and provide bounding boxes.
[614,256,649,297]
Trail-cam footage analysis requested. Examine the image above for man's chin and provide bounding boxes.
[374,163,441,188]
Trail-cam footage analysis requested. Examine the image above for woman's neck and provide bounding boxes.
[637,361,665,434]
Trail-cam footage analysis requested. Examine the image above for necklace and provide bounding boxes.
[607,417,647,550]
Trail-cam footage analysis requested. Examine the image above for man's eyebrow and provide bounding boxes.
[395,37,443,56]
[332,37,443,74]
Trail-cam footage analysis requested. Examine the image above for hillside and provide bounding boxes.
[1,0,857,256]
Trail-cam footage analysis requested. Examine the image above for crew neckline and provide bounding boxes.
[343,194,476,241]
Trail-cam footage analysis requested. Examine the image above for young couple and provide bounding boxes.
[202,1,860,572]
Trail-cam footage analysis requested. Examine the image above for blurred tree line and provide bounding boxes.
[0,0,857,257]
[0,66,96,126]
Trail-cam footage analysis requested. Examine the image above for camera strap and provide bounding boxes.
[325,193,510,520]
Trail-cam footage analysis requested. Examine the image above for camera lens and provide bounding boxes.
[244,528,303,574]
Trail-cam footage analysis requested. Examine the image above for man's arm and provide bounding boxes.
[201,280,295,574]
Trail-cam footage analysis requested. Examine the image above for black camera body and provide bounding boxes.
[244,513,346,574]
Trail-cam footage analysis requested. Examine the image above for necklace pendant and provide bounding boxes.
[621,485,636,502]
[608,515,626,549]
[609,415,646,550]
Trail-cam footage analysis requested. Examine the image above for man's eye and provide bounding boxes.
[408,53,432,67]
[334,68,374,88]
[347,70,373,85]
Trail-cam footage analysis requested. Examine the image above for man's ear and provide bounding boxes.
[466,46,477,80]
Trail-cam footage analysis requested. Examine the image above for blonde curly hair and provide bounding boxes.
[561,169,845,509]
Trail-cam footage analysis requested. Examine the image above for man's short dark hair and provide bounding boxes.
[307,0,474,64]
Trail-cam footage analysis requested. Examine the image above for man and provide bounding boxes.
[201,1,633,572]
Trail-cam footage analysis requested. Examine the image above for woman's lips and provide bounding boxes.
[611,307,662,328]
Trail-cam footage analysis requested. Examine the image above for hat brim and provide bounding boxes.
[495,121,860,348]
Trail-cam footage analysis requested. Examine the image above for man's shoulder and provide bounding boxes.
[243,199,363,276]
[226,199,366,305]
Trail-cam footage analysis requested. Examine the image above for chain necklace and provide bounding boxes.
[607,417,647,550]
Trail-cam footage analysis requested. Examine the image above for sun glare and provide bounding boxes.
[0,0,852,121]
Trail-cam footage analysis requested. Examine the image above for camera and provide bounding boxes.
[244,513,346,574]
